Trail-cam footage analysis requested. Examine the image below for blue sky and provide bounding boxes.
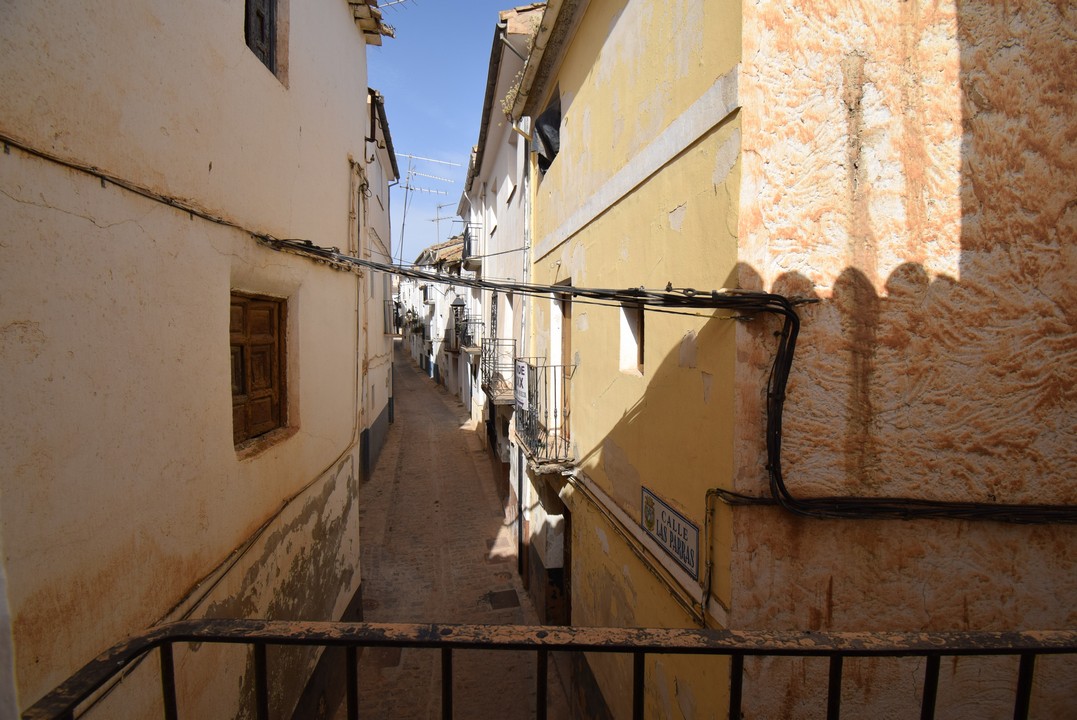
[369,0,520,264]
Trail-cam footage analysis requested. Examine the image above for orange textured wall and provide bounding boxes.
[733,0,1076,714]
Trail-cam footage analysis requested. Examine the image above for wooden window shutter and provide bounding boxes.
[245,0,276,71]
[231,293,285,445]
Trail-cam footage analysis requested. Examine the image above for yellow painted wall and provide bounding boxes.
[526,0,743,716]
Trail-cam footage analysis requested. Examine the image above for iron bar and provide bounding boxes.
[827,655,843,720]
[728,654,744,720]
[536,649,548,720]
[159,643,178,720]
[253,643,269,720]
[346,646,359,720]
[920,654,940,720]
[441,647,453,720]
[633,651,645,720]
[1013,653,1035,720]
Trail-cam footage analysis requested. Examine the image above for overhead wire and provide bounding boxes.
[259,236,1077,525]
[3,127,1068,526]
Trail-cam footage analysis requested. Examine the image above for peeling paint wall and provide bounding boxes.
[0,0,372,713]
[736,0,1077,715]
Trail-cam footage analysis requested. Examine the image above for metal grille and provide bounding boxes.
[480,338,515,402]
[516,360,575,463]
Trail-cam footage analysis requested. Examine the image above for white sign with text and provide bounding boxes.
[641,487,699,579]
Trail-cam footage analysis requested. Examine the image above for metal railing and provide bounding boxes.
[457,315,483,349]
[23,620,1077,720]
[480,337,515,402]
[516,360,575,463]
[462,224,480,268]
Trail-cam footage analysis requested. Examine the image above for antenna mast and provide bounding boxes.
[396,154,461,265]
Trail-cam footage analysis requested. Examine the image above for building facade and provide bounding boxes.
[508,0,1076,717]
[0,1,394,716]
[459,3,546,589]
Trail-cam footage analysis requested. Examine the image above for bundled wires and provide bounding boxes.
[262,236,1077,524]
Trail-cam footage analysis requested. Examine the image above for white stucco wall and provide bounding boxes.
[0,0,376,713]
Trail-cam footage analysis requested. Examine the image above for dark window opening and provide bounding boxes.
[231,292,286,445]
[245,0,276,73]
[534,89,561,175]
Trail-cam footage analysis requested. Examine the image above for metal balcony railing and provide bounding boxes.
[462,224,480,270]
[481,338,515,403]
[23,619,1077,720]
[457,315,483,350]
[515,360,575,463]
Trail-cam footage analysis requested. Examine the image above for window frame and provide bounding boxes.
[619,302,644,376]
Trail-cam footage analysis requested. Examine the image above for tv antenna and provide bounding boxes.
[396,153,461,265]
[429,202,457,241]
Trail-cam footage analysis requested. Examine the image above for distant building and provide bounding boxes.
[400,237,466,385]
[459,3,546,578]
[0,0,393,716]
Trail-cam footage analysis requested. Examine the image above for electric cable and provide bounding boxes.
[5,129,1069,525]
[258,237,1077,525]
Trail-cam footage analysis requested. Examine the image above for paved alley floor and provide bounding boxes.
[348,341,570,719]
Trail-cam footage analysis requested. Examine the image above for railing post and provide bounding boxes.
[346,646,359,720]
[826,655,843,720]
[1013,653,1035,720]
[920,654,940,720]
[254,642,269,720]
[160,643,179,720]
[633,651,645,720]
[728,654,744,720]
[536,649,548,720]
[441,647,453,720]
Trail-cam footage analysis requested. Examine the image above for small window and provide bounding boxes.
[619,303,644,375]
[245,0,277,73]
[231,292,286,445]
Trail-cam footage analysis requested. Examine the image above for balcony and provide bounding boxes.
[480,337,515,404]
[24,619,1077,720]
[462,224,481,271]
[515,359,574,464]
[457,314,483,354]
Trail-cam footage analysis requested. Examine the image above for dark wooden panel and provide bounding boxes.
[248,396,276,436]
[230,301,246,335]
[249,345,274,392]
[249,302,277,337]
[231,346,245,395]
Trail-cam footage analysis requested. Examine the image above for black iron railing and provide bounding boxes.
[22,620,1077,720]
[515,360,574,463]
[457,314,483,349]
[462,224,480,268]
[480,338,515,402]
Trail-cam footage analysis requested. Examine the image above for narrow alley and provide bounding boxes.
[351,340,570,719]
